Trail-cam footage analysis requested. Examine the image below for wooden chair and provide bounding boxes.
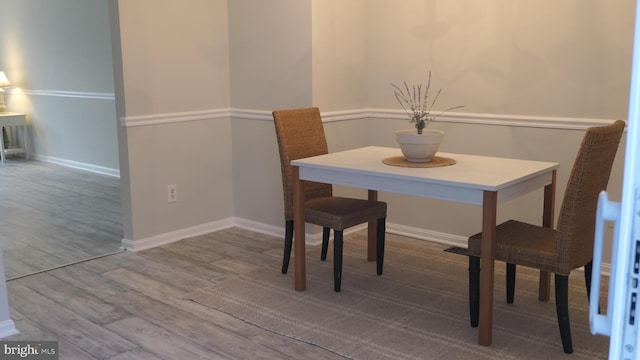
[272,107,387,292]
[466,120,625,354]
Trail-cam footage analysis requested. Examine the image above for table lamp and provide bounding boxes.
[0,71,12,113]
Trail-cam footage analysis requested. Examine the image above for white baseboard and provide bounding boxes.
[30,153,120,178]
[233,218,285,239]
[234,219,612,277]
[121,217,367,252]
[120,217,465,251]
[0,319,19,339]
[386,223,469,248]
[233,217,368,246]
[121,218,235,252]
[119,217,612,277]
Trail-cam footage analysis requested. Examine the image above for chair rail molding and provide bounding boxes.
[118,107,622,131]
[7,88,623,132]
[8,89,115,100]
[121,108,231,127]
[236,108,622,131]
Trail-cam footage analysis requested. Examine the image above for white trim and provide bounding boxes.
[233,217,324,245]
[430,111,622,130]
[122,217,368,252]
[386,223,469,248]
[234,219,613,276]
[122,109,231,127]
[8,89,114,100]
[122,107,623,131]
[231,218,449,250]
[30,153,120,178]
[0,319,18,339]
[219,217,367,246]
[229,108,368,122]
[117,217,613,276]
[121,217,236,252]
[233,217,285,239]
[3,90,624,130]
[230,108,273,120]
[335,109,623,129]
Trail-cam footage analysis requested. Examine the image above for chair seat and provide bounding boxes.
[305,197,387,231]
[468,219,560,274]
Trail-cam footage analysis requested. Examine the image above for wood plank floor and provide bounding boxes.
[0,158,123,280]
[6,227,349,360]
[0,158,348,359]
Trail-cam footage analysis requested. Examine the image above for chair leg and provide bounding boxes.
[469,256,480,328]
[376,217,386,275]
[555,274,573,354]
[506,263,516,304]
[282,220,294,274]
[334,230,344,292]
[321,227,330,261]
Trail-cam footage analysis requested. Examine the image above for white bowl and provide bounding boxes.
[395,129,444,162]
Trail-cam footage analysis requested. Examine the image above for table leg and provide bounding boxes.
[22,124,28,160]
[0,126,5,163]
[292,166,306,291]
[478,190,497,346]
[539,170,557,301]
[367,190,378,262]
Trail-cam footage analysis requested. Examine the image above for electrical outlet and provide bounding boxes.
[167,184,177,203]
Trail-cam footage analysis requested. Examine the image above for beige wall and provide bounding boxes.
[116,0,230,115]
[361,0,631,257]
[367,0,633,119]
[6,0,627,254]
[111,0,233,241]
[0,0,119,171]
[312,0,368,110]
[228,0,313,110]
[230,0,630,265]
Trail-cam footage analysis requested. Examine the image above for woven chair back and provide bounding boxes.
[555,120,625,274]
[273,107,333,220]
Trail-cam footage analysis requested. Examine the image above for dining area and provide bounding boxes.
[0,1,634,358]
[271,107,625,355]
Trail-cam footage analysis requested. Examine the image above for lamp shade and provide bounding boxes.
[0,72,12,88]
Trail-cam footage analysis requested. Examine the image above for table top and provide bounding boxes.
[0,112,25,117]
[0,112,27,127]
[292,146,559,205]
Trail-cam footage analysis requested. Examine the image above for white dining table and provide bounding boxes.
[291,146,559,346]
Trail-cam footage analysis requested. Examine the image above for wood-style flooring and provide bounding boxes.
[6,227,348,360]
[1,158,346,359]
[0,158,123,279]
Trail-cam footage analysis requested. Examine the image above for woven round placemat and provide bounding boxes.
[382,156,456,168]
